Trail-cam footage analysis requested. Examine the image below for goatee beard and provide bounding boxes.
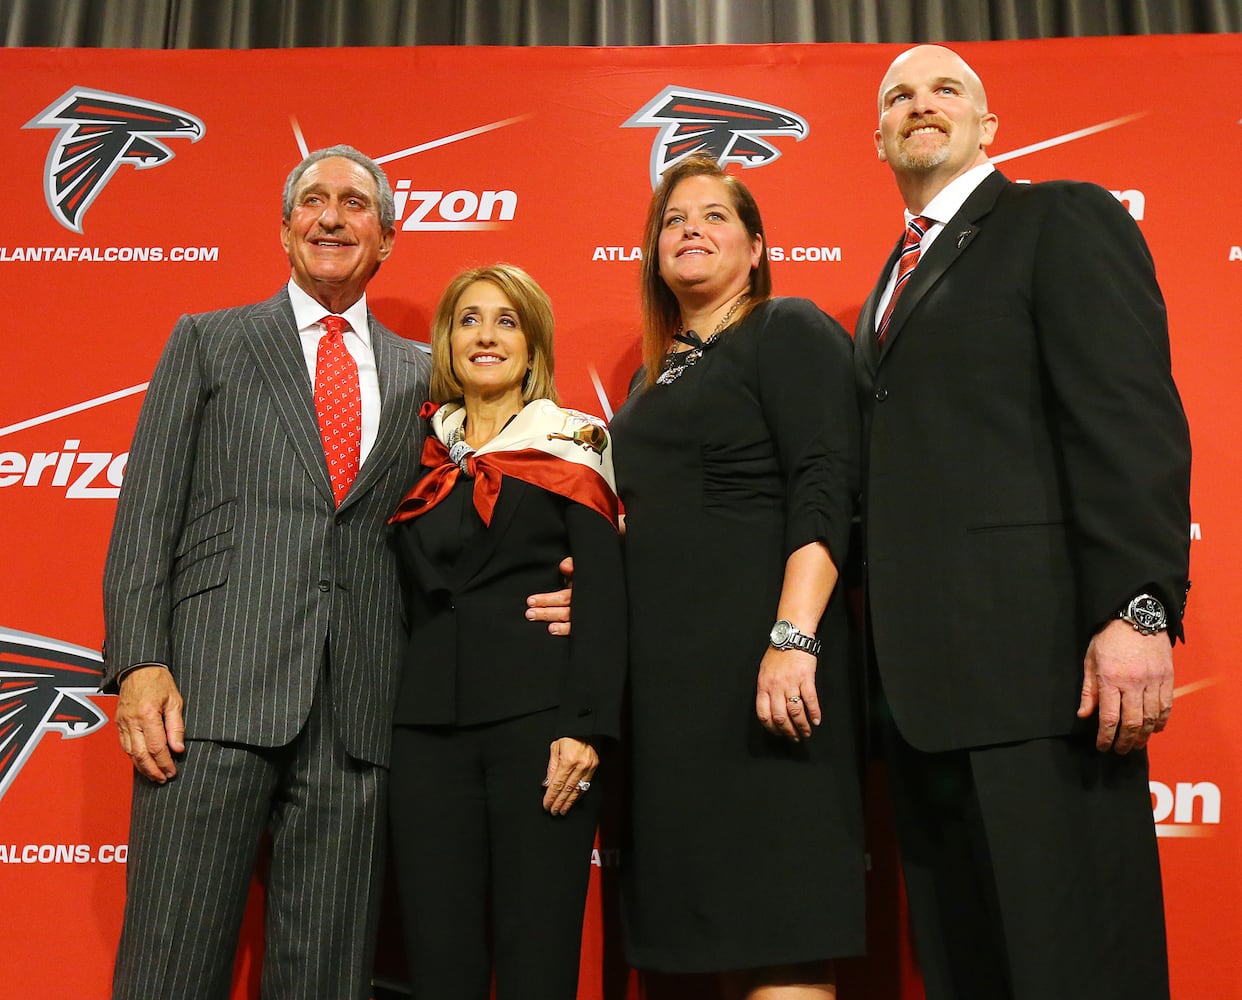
[896,144,949,171]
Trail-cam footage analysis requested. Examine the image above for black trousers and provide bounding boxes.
[882,720,1169,1000]
[389,708,602,1000]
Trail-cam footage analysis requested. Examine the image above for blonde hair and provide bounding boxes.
[428,263,560,405]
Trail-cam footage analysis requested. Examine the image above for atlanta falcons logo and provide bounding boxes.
[623,86,808,188]
[24,87,205,234]
[0,626,111,803]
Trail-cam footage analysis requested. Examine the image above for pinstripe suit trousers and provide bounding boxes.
[113,666,387,1000]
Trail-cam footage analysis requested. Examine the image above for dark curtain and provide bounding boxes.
[3,0,1239,48]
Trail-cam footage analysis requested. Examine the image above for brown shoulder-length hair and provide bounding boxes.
[428,263,560,405]
[639,153,773,386]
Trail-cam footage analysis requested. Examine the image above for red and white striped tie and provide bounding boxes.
[876,215,930,345]
[314,315,361,506]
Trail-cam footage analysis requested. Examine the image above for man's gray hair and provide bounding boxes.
[282,144,396,230]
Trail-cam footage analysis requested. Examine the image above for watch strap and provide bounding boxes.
[769,620,822,657]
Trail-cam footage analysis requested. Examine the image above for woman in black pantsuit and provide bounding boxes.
[387,264,626,1000]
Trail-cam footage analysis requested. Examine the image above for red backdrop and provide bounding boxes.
[1,36,1237,999]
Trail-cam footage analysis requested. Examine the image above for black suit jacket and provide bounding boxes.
[392,474,626,742]
[856,170,1191,753]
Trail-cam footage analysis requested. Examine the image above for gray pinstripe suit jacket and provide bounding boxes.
[102,288,430,766]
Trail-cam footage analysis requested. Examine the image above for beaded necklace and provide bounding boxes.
[656,293,749,386]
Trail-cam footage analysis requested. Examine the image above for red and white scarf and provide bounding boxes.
[390,399,619,529]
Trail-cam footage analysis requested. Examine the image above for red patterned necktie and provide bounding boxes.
[314,315,361,506]
[876,215,930,345]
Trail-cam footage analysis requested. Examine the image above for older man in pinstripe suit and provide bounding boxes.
[102,145,569,1000]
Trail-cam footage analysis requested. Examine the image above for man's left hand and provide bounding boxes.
[526,556,574,636]
[1077,618,1174,754]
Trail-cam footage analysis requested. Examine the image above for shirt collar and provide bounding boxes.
[907,161,995,228]
[286,278,372,346]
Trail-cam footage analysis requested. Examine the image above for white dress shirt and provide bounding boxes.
[875,161,996,331]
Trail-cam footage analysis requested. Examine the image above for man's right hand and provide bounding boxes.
[115,665,186,782]
[525,556,575,637]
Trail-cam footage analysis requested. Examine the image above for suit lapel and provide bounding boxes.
[857,239,902,376]
[341,319,422,510]
[449,477,530,589]
[402,476,532,594]
[242,290,335,505]
[878,170,1009,360]
[401,520,451,596]
[400,476,531,602]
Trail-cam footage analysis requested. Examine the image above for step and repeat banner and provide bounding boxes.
[1,35,1238,999]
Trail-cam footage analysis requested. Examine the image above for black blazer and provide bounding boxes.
[855,170,1191,753]
[392,474,626,742]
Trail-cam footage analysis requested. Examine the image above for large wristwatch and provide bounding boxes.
[769,619,821,657]
[1118,593,1168,636]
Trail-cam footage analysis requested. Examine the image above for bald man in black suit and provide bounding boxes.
[855,45,1190,1000]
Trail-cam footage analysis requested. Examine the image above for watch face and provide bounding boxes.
[770,621,792,645]
[1131,596,1166,630]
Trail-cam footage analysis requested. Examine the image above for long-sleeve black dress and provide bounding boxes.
[609,297,865,972]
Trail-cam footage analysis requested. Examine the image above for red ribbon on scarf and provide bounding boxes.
[390,434,619,528]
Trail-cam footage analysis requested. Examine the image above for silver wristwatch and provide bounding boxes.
[1119,593,1168,636]
[769,619,821,656]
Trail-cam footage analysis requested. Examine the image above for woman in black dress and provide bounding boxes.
[387,264,626,1000]
[609,155,864,998]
